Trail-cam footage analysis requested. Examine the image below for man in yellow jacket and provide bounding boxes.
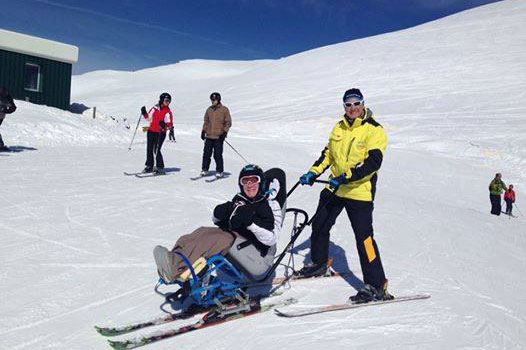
[297,88,392,303]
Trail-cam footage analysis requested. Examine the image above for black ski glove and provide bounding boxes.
[230,205,255,230]
[201,131,206,140]
[159,120,166,130]
[141,106,147,116]
[219,132,227,141]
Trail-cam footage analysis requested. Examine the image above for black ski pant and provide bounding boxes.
[145,131,166,169]
[505,199,513,215]
[201,138,224,173]
[310,188,386,288]
[490,194,501,215]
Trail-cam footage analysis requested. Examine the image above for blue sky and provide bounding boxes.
[1,0,501,74]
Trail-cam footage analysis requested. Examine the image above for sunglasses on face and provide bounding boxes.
[344,100,363,108]
[240,175,260,186]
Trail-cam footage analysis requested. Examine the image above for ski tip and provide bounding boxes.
[107,340,128,350]
[274,308,292,317]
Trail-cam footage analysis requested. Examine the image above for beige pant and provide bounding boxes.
[170,226,235,277]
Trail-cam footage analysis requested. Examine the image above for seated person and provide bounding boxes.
[154,164,281,284]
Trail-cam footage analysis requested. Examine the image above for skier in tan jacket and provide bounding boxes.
[200,92,232,179]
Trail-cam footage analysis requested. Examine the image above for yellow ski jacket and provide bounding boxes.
[309,108,387,201]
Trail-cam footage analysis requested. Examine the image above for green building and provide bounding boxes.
[0,28,78,110]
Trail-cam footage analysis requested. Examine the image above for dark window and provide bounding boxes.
[24,63,41,92]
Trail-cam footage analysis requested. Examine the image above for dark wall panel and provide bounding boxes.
[0,49,73,110]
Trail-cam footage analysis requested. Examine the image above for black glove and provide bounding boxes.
[141,106,147,116]
[159,120,166,129]
[201,131,206,140]
[219,132,227,141]
[230,204,255,230]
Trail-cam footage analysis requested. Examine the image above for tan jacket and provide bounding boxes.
[202,104,232,139]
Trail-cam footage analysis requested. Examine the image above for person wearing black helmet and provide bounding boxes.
[0,87,17,152]
[140,93,174,174]
[297,88,392,304]
[153,164,279,283]
[200,92,232,179]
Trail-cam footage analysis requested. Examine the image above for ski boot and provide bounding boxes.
[154,167,166,175]
[153,246,177,284]
[349,281,394,304]
[143,167,153,173]
[294,262,328,279]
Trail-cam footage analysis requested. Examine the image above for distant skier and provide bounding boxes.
[140,93,173,174]
[296,88,392,304]
[489,173,506,215]
[504,184,516,216]
[200,92,231,179]
[0,87,17,152]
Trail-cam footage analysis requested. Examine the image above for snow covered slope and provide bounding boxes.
[1,1,525,349]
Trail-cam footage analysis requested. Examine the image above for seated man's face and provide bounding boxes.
[241,176,260,198]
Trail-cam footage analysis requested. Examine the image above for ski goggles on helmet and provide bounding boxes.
[343,100,363,108]
[240,175,261,186]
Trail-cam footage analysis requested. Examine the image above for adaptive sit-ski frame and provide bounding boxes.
[155,180,329,310]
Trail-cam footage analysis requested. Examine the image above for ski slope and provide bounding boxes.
[1,1,525,349]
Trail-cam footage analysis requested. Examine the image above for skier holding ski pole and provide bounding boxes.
[141,93,173,175]
[296,88,392,304]
[200,92,231,179]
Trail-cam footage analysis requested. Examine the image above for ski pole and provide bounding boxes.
[128,113,142,150]
[514,203,523,216]
[224,139,249,164]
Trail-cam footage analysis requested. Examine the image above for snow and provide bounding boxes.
[1,1,526,349]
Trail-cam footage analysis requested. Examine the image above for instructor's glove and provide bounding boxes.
[299,172,316,186]
[201,131,206,140]
[141,106,147,116]
[329,173,348,191]
[219,132,227,141]
[159,120,166,130]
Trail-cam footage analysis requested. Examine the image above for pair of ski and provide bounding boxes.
[190,174,229,183]
[123,171,169,178]
[98,297,297,350]
[96,273,429,349]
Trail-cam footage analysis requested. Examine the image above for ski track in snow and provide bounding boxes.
[1,1,526,349]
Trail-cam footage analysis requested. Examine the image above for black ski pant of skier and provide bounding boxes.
[310,188,386,288]
[490,194,501,215]
[201,138,224,173]
[145,130,166,169]
[505,199,513,215]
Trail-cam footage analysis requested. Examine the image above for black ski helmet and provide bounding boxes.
[159,92,172,104]
[238,164,265,198]
[210,92,221,102]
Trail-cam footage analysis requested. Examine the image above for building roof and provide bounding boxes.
[0,28,78,64]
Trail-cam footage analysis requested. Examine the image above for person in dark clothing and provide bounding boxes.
[489,173,506,215]
[141,93,173,174]
[0,87,17,151]
[504,184,516,216]
[200,92,232,179]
